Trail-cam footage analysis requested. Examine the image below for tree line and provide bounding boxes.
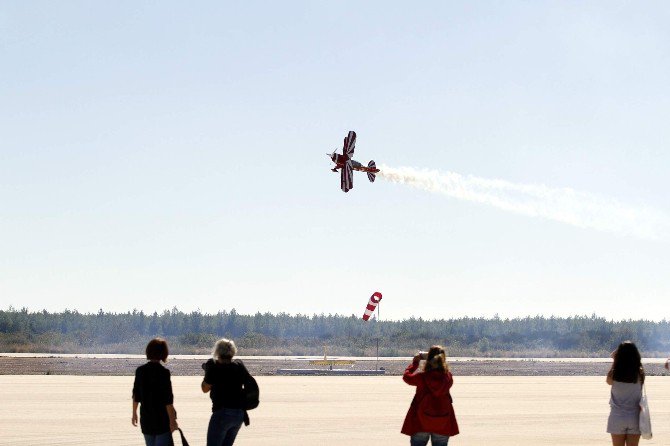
[1,307,669,357]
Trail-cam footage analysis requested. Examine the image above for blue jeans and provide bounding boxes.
[207,408,244,446]
[143,432,173,446]
[410,432,450,446]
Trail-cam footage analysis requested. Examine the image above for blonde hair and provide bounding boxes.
[213,338,237,361]
[423,345,449,373]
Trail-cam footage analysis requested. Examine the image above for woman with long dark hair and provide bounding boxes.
[132,337,178,446]
[606,341,645,446]
[401,345,459,446]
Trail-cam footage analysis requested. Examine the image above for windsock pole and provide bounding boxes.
[376,302,380,371]
[361,291,383,371]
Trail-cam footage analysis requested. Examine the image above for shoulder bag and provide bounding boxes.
[639,383,652,440]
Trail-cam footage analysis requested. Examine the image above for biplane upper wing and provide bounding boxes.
[343,131,356,157]
[341,160,353,193]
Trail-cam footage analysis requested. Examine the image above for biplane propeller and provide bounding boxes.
[328,131,379,193]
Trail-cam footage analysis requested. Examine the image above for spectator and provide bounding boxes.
[132,337,178,446]
[201,338,257,446]
[606,341,645,446]
[401,345,459,445]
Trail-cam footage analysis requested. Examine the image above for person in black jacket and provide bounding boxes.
[132,338,178,446]
[201,338,257,446]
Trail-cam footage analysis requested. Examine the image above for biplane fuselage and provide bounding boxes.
[328,131,379,192]
[330,157,380,174]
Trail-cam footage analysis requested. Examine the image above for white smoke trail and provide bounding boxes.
[378,165,669,241]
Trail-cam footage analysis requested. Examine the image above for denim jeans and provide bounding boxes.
[143,432,173,446]
[207,408,245,446]
[410,432,450,446]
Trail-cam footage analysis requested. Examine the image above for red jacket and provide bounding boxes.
[401,360,459,437]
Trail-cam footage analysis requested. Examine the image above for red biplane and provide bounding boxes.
[328,131,379,193]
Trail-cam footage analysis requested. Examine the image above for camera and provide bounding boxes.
[418,351,428,360]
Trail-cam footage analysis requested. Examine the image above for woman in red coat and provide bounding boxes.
[401,345,459,446]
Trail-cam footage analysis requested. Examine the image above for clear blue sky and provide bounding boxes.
[1,1,669,320]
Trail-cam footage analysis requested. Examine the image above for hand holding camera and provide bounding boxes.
[413,351,428,362]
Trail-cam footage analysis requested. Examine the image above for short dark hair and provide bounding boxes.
[145,337,169,362]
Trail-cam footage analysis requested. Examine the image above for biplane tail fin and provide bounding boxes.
[367,160,377,182]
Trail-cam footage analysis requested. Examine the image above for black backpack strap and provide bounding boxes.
[176,428,190,446]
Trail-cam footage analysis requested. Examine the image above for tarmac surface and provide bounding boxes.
[1,375,669,445]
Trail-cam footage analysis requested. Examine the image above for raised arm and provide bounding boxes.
[202,359,214,393]
[402,356,423,386]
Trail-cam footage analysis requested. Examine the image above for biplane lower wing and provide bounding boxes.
[341,161,353,192]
